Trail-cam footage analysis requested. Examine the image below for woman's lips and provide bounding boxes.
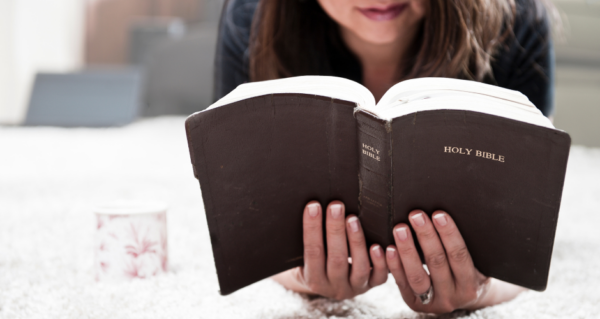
[358,3,408,21]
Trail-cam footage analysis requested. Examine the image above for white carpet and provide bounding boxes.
[1,117,599,318]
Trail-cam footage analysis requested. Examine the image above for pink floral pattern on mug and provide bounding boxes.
[94,205,168,282]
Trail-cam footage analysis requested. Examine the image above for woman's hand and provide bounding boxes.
[272,200,388,300]
[386,210,526,314]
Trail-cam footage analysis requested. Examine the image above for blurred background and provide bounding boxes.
[0,0,598,146]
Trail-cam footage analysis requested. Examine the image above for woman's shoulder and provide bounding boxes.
[218,0,259,58]
[513,0,551,36]
[497,0,551,61]
[214,0,260,101]
[491,0,555,116]
[221,0,260,35]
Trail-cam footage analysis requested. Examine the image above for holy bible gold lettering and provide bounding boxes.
[361,143,381,161]
[444,146,505,163]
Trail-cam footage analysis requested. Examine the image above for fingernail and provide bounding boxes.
[411,212,425,227]
[386,246,396,258]
[331,204,343,219]
[347,216,359,233]
[433,213,447,226]
[372,245,382,258]
[308,203,319,217]
[395,227,408,241]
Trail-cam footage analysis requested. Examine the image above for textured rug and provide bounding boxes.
[1,117,599,319]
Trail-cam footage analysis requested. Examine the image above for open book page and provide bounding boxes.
[202,76,375,112]
[361,77,554,128]
[378,77,532,107]
[200,75,553,129]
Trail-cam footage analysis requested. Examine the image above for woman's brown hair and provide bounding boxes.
[250,0,522,83]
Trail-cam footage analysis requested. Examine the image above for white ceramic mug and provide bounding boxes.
[94,201,168,281]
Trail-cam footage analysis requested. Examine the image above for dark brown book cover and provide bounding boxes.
[185,93,570,295]
[185,94,359,295]
[355,109,571,291]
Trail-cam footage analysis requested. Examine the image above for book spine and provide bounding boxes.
[355,110,393,248]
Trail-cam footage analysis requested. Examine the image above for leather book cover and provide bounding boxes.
[386,109,571,291]
[355,111,394,247]
[187,95,570,294]
[185,93,359,295]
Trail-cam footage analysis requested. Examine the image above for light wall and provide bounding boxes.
[554,66,600,148]
[0,0,85,124]
[552,0,600,147]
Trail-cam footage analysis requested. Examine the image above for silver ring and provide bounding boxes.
[416,285,434,305]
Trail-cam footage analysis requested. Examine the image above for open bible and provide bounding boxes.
[185,76,570,295]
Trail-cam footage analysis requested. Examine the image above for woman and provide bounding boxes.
[214,0,555,314]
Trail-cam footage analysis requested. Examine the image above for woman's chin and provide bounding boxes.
[342,16,410,45]
[353,29,403,46]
